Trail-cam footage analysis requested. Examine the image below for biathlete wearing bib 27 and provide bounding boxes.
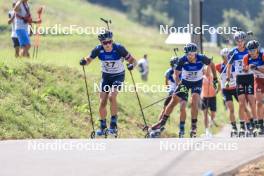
[90,43,130,92]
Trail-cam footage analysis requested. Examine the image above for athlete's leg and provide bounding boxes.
[109,89,118,117]
[99,92,108,120]
[191,93,200,120]
[179,100,187,136]
[238,94,247,129]
[226,101,236,123]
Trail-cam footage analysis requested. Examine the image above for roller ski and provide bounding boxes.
[148,126,165,138]
[148,116,168,138]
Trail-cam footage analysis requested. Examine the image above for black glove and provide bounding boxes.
[80,58,87,66]
[250,64,258,70]
[213,78,219,90]
[177,83,188,94]
[127,64,134,71]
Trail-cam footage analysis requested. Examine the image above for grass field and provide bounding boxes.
[0,0,232,139]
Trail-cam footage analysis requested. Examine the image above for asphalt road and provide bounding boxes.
[1,138,264,176]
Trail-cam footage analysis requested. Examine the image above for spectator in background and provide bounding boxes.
[201,65,220,137]
[14,0,41,58]
[137,54,149,81]
[8,1,20,58]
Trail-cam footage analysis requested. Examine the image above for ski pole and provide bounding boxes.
[100,18,112,30]
[128,68,148,131]
[142,95,173,110]
[82,65,96,139]
[173,48,179,56]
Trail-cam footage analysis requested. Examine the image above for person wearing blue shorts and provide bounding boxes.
[80,30,137,136]
[14,0,41,57]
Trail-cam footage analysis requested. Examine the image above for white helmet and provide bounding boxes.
[220,48,230,57]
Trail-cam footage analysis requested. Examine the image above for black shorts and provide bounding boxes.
[236,74,254,96]
[12,37,20,48]
[100,72,125,92]
[174,79,202,101]
[222,89,238,102]
[201,97,216,111]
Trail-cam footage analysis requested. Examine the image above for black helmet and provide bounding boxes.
[98,30,113,41]
[184,43,197,53]
[246,40,259,50]
[233,31,247,41]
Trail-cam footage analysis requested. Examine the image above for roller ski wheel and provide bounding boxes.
[190,129,197,138]
[96,128,108,138]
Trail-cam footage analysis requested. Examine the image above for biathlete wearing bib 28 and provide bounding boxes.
[90,43,130,92]
[228,48,253,96]
[175,54,212,101]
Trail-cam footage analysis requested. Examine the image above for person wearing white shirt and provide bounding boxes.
[8,1,19,57]
[137,54,149,81]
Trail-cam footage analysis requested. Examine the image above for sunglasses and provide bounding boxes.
[102,40,112,45]
[187,52,196,55]
[248,49,257,53]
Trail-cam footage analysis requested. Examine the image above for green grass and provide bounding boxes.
[0,0,233,139]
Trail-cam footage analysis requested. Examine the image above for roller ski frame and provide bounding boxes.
[148,126,165,138]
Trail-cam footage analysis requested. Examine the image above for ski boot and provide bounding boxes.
[178,122,185,138]
[108,119,118,138]
[259,126,264,136]
[230,127,238,138]
[149,126,165,138]
[190,128,197,138]
[252,127,258,137]
[96,127,108,138]
[148,116,168,138]
[238,128,246,138]
[178,130,185,138]
[108,126,118,138]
